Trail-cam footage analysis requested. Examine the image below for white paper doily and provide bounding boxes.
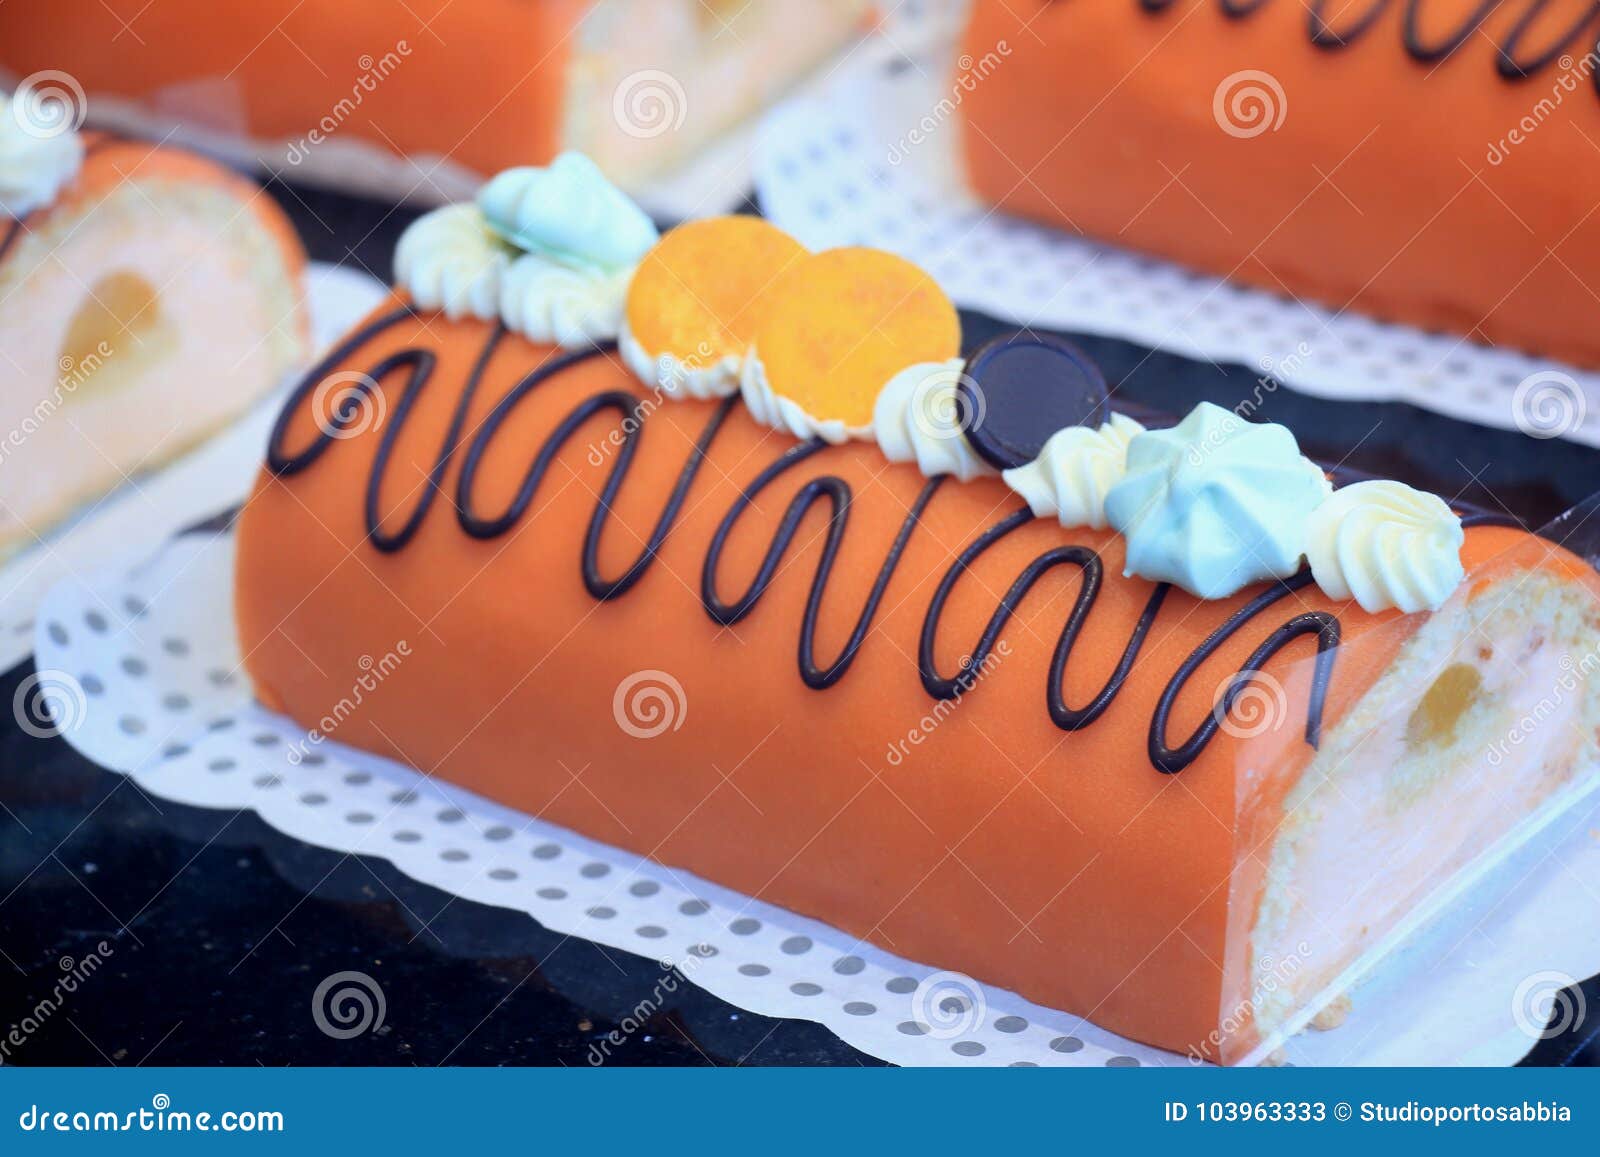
[753,33,1600,448]
[0,262,387,674]
[29,531,1600,1066]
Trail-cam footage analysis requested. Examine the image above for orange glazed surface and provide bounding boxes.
[0,0,578,179]
[958,0,1600,367]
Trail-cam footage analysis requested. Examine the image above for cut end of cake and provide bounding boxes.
[563,0,870,188]
[1227,555,1600,1063]
[0,163,308,558]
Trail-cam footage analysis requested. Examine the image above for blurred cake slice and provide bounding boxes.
[0,130,308,560]
[0,0,871,199]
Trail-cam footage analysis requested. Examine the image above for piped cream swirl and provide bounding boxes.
[499,254,631,349]
[873,358,993,482]
[1305,480,1464,613]
[1105,402,1332,600]
[0,92,84,219]
[394,205,514,323]
[1002,413,1145,529]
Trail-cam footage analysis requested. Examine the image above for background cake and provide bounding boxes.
[1,96,309,560]
[0,0,871,200]
[958,0,1600,367]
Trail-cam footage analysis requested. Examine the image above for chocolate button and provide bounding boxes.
[956,333,1110,470]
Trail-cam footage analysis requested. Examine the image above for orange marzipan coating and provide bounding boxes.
[0,0,578,180]
[233,298,1583,1056]
[957,0,1600,367]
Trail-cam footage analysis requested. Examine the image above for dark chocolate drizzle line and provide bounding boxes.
[919,509,1174,733]
[1459,509,1521,530]
[267,306,1360,774]
[702,439,946,690]
[1308,0,1392,49]
[456,340,736,601]
[271,305,736,598]
[1128,0,1600,93]
[1403,0,1497,61]
[1499,0,1600,78]
[269,305,418,481]
[1150,573,1340,773]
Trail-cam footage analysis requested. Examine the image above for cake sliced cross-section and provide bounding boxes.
[1,93,309,559]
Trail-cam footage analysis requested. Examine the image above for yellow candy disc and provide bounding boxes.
[622,216,807,395]
[749,247,960,432]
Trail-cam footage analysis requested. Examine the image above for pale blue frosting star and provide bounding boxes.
[1104,402,1332,600]
[476,152,659,274]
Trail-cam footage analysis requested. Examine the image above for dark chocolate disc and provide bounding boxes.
[955,333,1110,471]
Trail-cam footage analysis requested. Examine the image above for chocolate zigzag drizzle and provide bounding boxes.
[268,305,1358,775]
[1132,0,1600,93]
[702,440,945,691]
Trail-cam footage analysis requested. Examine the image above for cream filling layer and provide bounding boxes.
[0,180,307,554]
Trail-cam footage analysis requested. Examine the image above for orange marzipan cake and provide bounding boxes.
[958,0,1600,367]
[0,0,870,197]
[234,156,1600,1062]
